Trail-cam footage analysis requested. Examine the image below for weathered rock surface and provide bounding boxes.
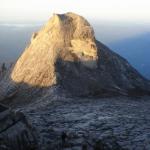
[20,96,150,150]
[0,104,38,150]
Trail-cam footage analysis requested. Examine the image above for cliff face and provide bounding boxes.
[0,12,150,100]
[11,13,97,88]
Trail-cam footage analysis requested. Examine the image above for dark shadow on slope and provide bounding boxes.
[55,42,150,97]
[1,41,150,107]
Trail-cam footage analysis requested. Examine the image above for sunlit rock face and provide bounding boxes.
[11,12,98,87]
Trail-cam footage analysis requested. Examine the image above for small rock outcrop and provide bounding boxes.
[0,63,7,81]
[0,104,37,150]
[0,12,150,100]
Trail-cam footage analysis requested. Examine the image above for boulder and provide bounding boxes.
[0,104,38,150]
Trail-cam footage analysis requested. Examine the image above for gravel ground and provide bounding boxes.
[19,96,150,150]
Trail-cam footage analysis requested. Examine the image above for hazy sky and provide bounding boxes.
[1,0,150,23]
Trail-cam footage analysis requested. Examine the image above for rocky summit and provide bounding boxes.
[11,13,98,87]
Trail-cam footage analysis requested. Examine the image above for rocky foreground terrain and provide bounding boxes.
[1,95,150,150]
[17,96,150,150]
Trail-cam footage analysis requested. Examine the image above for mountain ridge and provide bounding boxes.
[0,12,150,102]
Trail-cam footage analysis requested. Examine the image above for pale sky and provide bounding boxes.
[1,0,150,23]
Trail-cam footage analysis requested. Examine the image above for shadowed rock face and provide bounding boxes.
[54,39,150,96]
[0,12,150,100]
